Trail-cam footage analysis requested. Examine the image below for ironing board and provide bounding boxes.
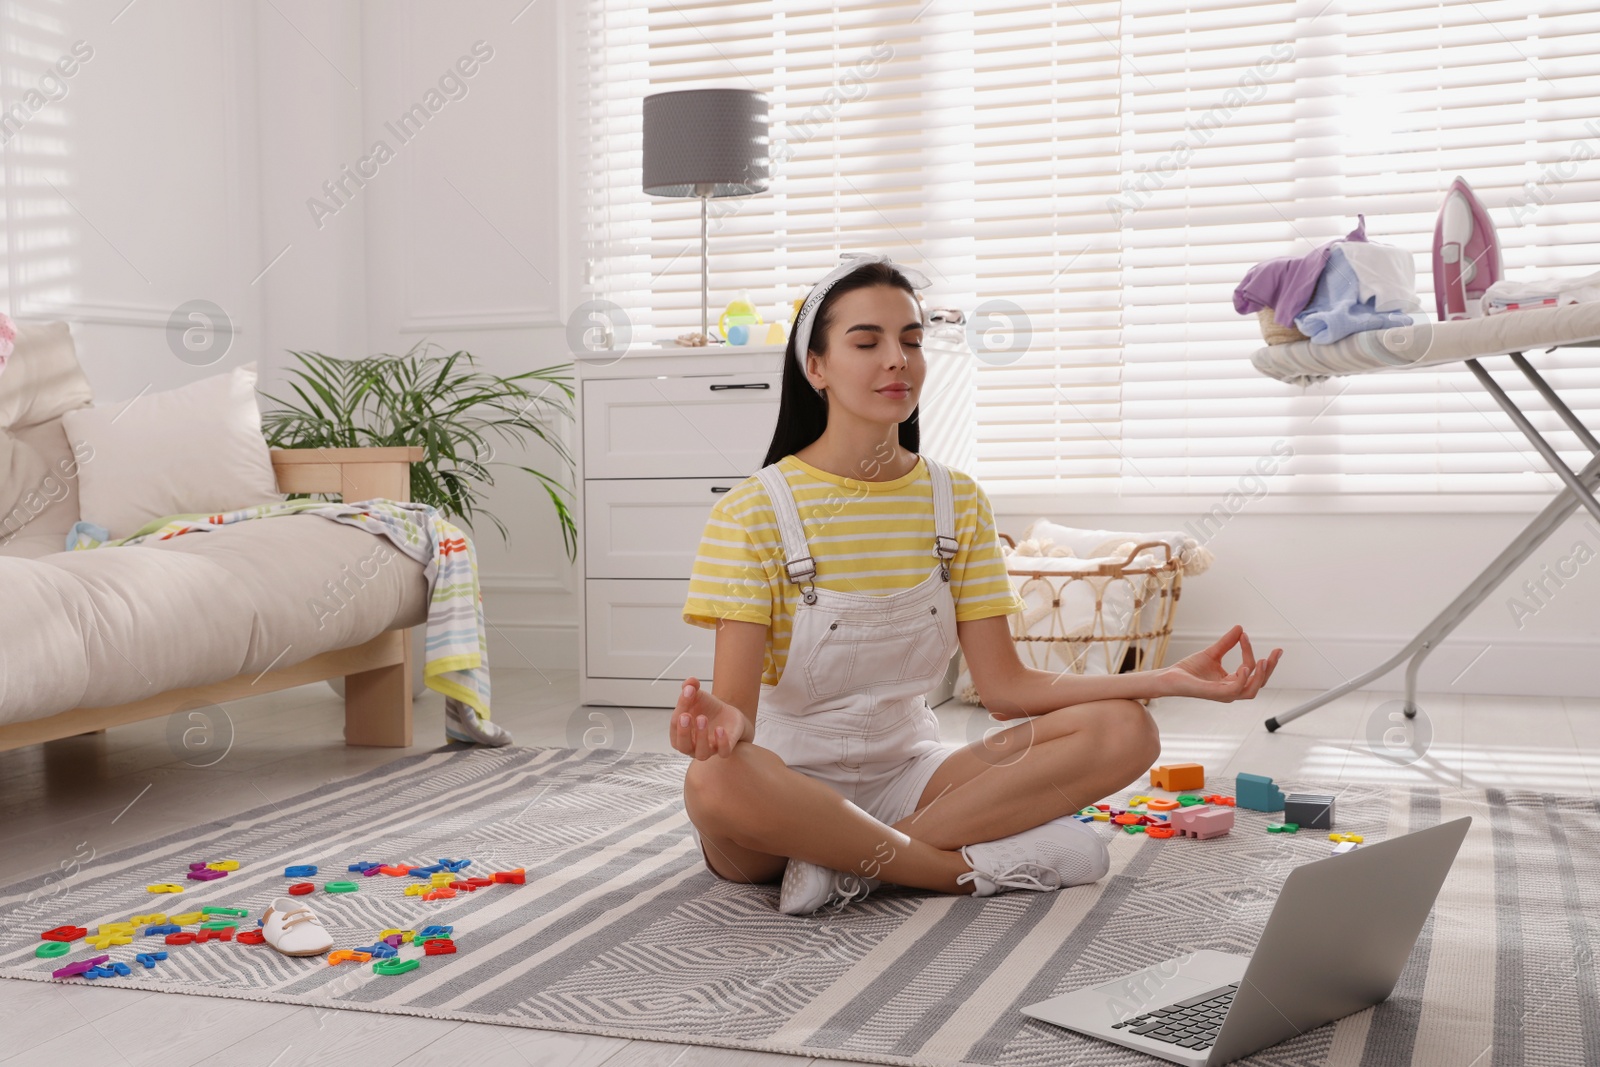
[1249,301,1600,732]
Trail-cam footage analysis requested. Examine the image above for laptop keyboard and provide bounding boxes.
[1109,982,1237,1051]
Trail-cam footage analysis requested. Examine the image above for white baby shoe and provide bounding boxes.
[956,814,1111,897]
[261,897,335,957]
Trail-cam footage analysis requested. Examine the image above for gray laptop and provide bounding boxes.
[1020,815,1471,1065]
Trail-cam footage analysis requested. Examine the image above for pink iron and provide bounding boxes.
[1432,176,1502,321]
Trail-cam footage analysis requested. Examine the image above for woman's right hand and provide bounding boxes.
[671,677,746,760]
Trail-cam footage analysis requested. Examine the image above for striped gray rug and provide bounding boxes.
[1,745,1594,1066]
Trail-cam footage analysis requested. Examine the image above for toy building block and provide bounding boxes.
[1167,803,1234,840]
[1283,792,1335,830]
[1331,840,1360,855]
[1235,772,1285,812]
[1149,763,1205,792]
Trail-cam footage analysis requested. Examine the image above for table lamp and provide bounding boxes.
[641,88,769,346]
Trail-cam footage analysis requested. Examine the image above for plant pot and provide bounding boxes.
[326,627,428,701]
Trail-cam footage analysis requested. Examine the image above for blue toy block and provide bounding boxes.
[1235,772,1285,812]
[416,924,453,940]
[438,858,471,872]
[409,864,446,877]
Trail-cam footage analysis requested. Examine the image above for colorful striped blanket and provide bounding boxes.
[65,499,491,718]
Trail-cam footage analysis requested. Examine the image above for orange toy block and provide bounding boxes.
[1148,763,1205,792]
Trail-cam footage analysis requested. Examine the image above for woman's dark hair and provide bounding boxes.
[761,260,922,468]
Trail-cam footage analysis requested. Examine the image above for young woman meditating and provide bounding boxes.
[675,254,1283,915]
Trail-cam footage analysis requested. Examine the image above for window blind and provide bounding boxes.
[572,0,1600,504]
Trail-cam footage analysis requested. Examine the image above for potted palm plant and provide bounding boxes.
[260,341,576,698]
[261,341,576,555]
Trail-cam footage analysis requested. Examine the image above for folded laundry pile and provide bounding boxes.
[1293,246,1416,344]
[1482,266,1600,315]
[1234,213,1422,345]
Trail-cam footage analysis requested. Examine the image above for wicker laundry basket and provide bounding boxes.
[996,531,1185,678]
[1257,307,1309,345]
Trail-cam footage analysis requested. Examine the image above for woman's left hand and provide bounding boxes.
[1160,624,1281,702]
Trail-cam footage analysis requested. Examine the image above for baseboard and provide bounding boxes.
[486,619,579,672]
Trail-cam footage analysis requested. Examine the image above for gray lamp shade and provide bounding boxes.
[642,89,769,198]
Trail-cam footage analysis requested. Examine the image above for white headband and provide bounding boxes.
[792,252,932,392]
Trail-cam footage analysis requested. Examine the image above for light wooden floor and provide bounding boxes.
[2,671,1596,1066]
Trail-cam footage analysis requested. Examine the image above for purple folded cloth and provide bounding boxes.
[1234,214,1369,326]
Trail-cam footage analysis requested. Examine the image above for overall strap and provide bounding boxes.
[922,455,959,579]
[753,463,819,602]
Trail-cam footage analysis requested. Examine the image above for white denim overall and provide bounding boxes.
[740,454,965,835]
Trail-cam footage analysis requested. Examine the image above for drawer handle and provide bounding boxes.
[708,382,771,391]
[711,486,732,494]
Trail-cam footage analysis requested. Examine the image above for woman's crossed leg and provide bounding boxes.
[683,697,1158,893]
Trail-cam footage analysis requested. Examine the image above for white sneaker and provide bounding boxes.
[778,857,883,916]
[261,897,335,957]
[446,698,513,747]
[956,815,1111,897]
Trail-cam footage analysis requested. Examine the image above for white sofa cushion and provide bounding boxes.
[0,321,94,545]
[0,515,428,724]
[0,321,91,431]
[61,362,283,539]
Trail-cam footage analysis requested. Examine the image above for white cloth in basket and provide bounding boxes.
[952,520,1213,706]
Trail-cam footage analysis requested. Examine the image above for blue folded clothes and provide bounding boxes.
[1293,246,1413,344]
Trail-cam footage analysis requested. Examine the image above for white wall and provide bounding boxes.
[2,0,265,394]
[994,504,1600,703]
[5,0,1594,698]
[1,0,582,676]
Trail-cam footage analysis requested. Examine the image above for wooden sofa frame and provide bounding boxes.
[0,447,424,753]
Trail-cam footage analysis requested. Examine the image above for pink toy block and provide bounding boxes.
[1149,763,1205,792]
[1167,803,1234,840]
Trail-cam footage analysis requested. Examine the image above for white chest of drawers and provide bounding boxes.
[575,343,962,710]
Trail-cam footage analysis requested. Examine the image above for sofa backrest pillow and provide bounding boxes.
[0,321,94,542]
[60,361,284,539]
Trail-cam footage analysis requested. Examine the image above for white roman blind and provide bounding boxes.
[571,1,973,346]
[573,0,1600,502]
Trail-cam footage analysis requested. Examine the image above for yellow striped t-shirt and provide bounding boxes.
[682,453,1025,688]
